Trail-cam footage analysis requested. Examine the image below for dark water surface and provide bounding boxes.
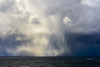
[0,57,100,67]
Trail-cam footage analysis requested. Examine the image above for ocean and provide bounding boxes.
[0,57,100,67]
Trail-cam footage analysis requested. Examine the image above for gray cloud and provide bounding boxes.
[0,0,100,56]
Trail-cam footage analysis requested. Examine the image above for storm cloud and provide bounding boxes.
[0,0,100,56]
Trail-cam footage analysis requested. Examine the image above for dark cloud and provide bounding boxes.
[30,18,40,24]
[63,32,100,56]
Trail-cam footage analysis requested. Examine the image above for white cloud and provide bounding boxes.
[81,0,100,7]
[63,16,72,24]
[0,0,70,56]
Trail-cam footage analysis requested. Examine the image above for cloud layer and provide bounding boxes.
[0,0,100,56]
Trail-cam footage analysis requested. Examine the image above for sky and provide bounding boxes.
[0,0,100,56]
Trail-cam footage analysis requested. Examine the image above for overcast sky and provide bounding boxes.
[0,0,100,56]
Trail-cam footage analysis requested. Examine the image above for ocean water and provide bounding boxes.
[0,57,100,67]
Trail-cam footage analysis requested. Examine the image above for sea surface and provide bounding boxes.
[0,57,100,67]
